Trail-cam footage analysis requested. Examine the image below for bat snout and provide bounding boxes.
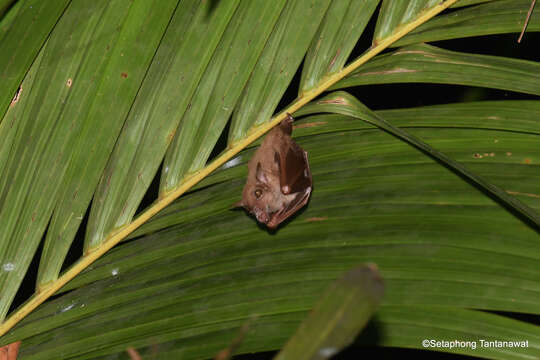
[253,208,269,224]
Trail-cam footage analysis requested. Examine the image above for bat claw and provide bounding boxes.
[280,113,294,134]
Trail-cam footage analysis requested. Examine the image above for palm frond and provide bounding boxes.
[1,0,538,358]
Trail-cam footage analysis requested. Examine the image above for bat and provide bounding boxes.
[236,113,312,229]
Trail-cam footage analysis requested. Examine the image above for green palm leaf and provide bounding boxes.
[3,109,539,358]
[331,43,540,95]
[396,0,540,45]
[0,0,538,358]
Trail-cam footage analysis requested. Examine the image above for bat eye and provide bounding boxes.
[254,189,263,199]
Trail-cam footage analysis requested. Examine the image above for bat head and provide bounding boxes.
[237,162,285,229]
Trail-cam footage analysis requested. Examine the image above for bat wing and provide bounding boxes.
[267,140,312,229]
[275,140,312,195]
[267,188,312,229]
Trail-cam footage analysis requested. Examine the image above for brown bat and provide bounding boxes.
[237,114,312,229]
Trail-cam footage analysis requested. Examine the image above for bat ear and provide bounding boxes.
[255,162,269,184]
[232,200,244,209]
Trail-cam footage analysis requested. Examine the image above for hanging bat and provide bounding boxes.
[236,114,312,229]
